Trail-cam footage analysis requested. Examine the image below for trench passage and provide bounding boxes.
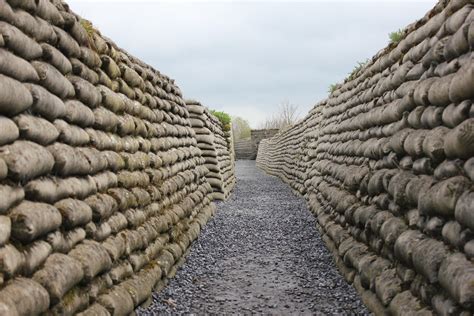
[138,161,369,314]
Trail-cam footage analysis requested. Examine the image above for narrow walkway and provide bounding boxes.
[138,161,368,315]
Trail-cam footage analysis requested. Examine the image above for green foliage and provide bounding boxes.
[389,29,404,44]
[210,110,231,132]
[80,19,97,50]
[348,59,369,80]
[328,84,338,94]
[232,116,251,140]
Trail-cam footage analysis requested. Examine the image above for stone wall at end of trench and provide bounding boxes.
[0,0,220,314]
[257,0,474,314]
[187,100,236,201]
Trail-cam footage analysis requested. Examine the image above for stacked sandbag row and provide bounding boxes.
[186,100,235,200]
[0,0,216,315]
[257,0,474,314]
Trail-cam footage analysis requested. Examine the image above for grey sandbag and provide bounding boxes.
[32,253,84,303]
[21,240,52,275]
[9,200,62,242]
[0,140,55,181]
[0,74,33,116]
[0,116,19,146]
[55,198,93,229]
[40,43,72,75]
[32,61,75,99]
[434,159,465,180]
[0,48,39,81]
[85,193,118,221]
[14,114,59,145]
[101,56,121,79]
[0,157,6,180]
[64,100,95,127]
[68,75,102,108]
[0,243,24,276]
[444,118,474,159]
[97,285,134,316]
[0,277,50,316]
[68,240,112,281]
[394,230,425,266]
[47,228,86,253]
[438,253,474,308]
[0,184,24,214]
[374,268,402,306]
[49,287,90,316]
[54,119,90,146]
[0,21,42,60]
[455,189,474,231]
[47,143,91,176]
[420,176,470,217]
[422,126,449,162]
[442,100,471,128]
[25,83,66,120]
[53,26,81,58]
[449,63,474,102]
[464,157,474,181]
[0,215,10,245]
[77,303,111,316]
[412,237,449,283]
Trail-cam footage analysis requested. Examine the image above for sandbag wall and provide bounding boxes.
[257,0,474,314]
[186,100,235,201]
[0,0,218,315]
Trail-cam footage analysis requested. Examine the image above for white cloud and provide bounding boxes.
[68,0,437,128]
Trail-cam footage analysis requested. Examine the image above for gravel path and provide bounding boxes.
[138,160,369,315]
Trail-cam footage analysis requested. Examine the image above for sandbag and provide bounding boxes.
[85,193,118,221]
[0,243,24,276]
[55,198,93,229]
[32,61,75,99]
[0,141,55,181]
[420,176,470,216]
[9,200,62,242]
[76,303,110,316]
[21,240,52,275]
[444,118,474,159]
[47,143,91,176]
[14,114,59,145]
[0,48,39,81]
[412,237,449,283]
[438,253,474,309]
[0,116,19,146]
[449,63,474,102]
[0,277,50,316]
[68,240,112,281]
[54,119,90,146]
[40,43,72,75]
[64,100,95,127]
[68,75,102,108]
[0,74,33,116]
[97,286,134,316]
[455,189,474,231]
[0,21,42,60]
[0,215,10,246]
[32,253,84,303]
[25,83,66,120]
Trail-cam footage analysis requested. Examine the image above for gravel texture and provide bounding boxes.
[137,160,369,315]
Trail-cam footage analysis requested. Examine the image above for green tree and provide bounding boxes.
[232,116,251,140]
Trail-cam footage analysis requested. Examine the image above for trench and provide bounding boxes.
[137,161,368,315]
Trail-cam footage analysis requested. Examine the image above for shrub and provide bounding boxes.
[210,110,231,132]
[389,29,404,44]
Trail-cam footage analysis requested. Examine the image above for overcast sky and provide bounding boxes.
[68,0,436,127]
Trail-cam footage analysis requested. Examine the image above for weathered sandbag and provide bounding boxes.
[97,286,134,316]
[55,198,93,229]
[375,268,402,306]
[32,61,75,98]
[0,158,7,180]
[394,230,425,266]
[94,107,119,132]
[25,83,66,120]
[85,221,111,242]
[41,43,72,75]
[32,253,84,303]
[403,129,427,157]
[444,118,474,159]
[442,221,468,249]
[64,100,95,127]
[68,75,102,108]
[442,100,471,128]
[9,200,62,242]
[14,114,59,145]
[101,56,121,79]
[0,116,19,146]
[434,159,465,180]
[438,253,474,309]
[412,237,449,283]
[49,286,90,316]
[70,58,99,84]
[449,63,474,102]
[0,140,55,181]
[420,176,470,217]
[455,189,474,231]
[0,243,24,276]
[120,64,142,87]
[54,119,90,146]
[97,85,125,113]
[21,240,52,275]
[0,48,39,81]
[0,215,10,246]
[76,303,110,316]
[47,227,86,253]
[0,74,33,116]
[85,193,118,221]
[68,240,112,281]
[422,126,449,162]
[389,290,427,316]
[47,143,91,176]
[0,277,50,316]
[0,21,42,60]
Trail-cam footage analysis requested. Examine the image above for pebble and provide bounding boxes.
[137,161,370,315]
